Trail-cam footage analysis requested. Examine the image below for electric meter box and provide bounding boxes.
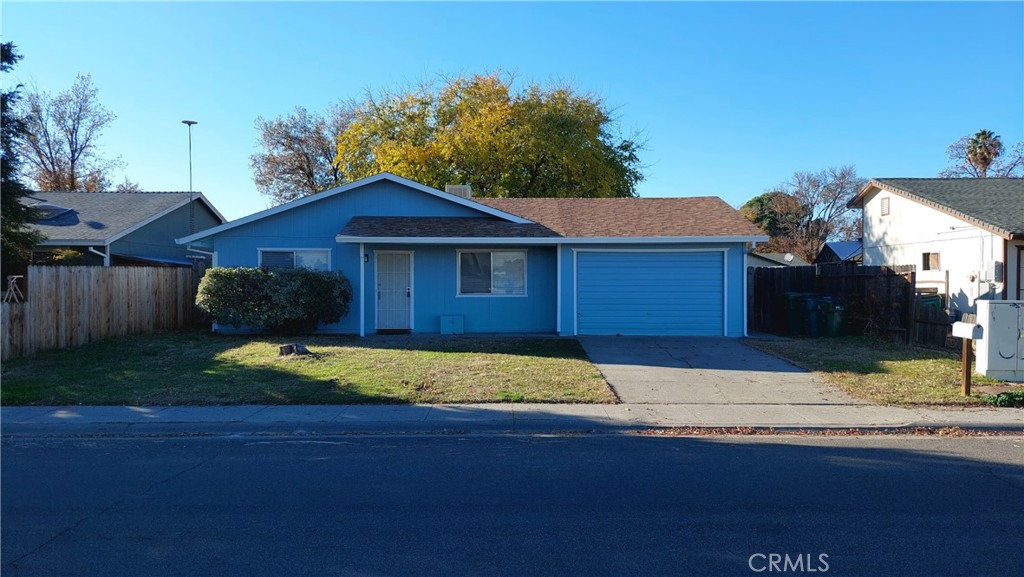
[975,300,1024,381]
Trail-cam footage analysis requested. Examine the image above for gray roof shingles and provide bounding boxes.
[27,191,199,243]
[869,178,1024,237]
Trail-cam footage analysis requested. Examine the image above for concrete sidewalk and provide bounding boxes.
[2,403,1021,435]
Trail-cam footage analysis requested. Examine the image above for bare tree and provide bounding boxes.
[18,74,122,191]
[940,130,1023,178]
[250,103,354,205]
[743,166,865,263]
[114,177,142,192]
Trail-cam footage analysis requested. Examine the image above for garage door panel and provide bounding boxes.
[577,251,724,336]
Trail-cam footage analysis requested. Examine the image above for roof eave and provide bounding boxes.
[336,235,768,244]
[35,239,111,247]
[861,179,1018,239]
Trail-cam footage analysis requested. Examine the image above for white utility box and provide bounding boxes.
[975,300,1024,382]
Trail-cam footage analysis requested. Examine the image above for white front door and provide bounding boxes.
[376,252,412,331]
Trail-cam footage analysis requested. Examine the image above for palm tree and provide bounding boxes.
[967,129,1004,177]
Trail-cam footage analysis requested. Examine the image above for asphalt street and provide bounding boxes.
[2,433,1022,577]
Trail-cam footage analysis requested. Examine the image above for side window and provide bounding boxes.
[880,196,891,216]
[259,249,330,271]
[922,252,940,271]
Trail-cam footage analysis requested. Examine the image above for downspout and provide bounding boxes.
[359,243,365,337]
[555,244,562,334]
[88,246,110,267]
[1002,238,1008,300]
[743,244,750,337]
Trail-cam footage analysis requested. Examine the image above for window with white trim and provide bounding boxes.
[880,196,890,216]
[922,252,940,271]
[458,250,526,296]
[259,249,330,271]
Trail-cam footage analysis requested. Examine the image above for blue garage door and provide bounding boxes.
[576,251,724,336]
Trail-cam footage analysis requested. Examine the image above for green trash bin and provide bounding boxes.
[819,297,845,337]
[801,295,821,338]
[784,292,815,336]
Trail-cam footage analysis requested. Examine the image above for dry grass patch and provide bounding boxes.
[744,337,1009,406]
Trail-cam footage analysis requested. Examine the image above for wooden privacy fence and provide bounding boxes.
[748,264,918,342]
[1,265,196,360]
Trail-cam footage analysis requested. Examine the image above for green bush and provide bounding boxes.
[980,390,1024,408]
[196,267,353,334]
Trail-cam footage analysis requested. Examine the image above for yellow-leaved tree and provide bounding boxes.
[332,72,643,199]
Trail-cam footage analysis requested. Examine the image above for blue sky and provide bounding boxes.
[5,1,1023,220]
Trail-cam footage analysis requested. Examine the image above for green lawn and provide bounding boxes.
[0,332,616,406]
[744,336,1009,406]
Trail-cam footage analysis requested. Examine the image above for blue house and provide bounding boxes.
[177,173,766,337]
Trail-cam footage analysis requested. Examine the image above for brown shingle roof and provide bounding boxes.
[339,217,559,238]
[475,197,765,238]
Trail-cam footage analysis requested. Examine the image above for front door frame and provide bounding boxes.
[374,250,414,332]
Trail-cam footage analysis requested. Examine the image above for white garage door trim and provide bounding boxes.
[572,248,728,336]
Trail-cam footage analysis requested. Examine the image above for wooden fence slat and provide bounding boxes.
[1,265,196,360]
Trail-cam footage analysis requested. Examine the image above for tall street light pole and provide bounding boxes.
[182,120,197,234]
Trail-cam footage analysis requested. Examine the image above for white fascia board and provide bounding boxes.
[336,235,768,244]
[36,239,110,247]
[555,235,768,244]
[336,236,559,245]
[176,172,531,245]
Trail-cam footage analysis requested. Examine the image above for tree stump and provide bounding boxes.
[278,343,312,356]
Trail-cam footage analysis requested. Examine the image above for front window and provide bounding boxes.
[259,249,330,271]
[458,250,526,296]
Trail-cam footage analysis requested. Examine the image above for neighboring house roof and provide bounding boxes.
[475,197,766,238]
[27,191,225,246]
[817,240,862,262]
[339,217,560,238]
[749,252,810,267]
[848,178,1024,239]
[177,172,531,245]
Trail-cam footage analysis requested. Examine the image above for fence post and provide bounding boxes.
[904,270,915,345]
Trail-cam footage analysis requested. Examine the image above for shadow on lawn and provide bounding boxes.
[743,336,966,376]
[0,330,601,406]
[0,331,410,406]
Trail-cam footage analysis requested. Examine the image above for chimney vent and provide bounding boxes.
[445,184,473,199]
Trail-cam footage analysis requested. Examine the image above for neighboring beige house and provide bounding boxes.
[848,178,1024,317]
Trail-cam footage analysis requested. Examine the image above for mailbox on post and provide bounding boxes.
[951,322,983,396]
[952,322,982,340]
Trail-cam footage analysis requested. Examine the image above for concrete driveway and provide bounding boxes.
[578,336,862,405]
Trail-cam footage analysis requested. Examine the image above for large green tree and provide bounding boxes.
[1,42,42,267]
[742,166,864,263]
[249,73,642,203]
[335,73,643,198]
[940,129,1023,178]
